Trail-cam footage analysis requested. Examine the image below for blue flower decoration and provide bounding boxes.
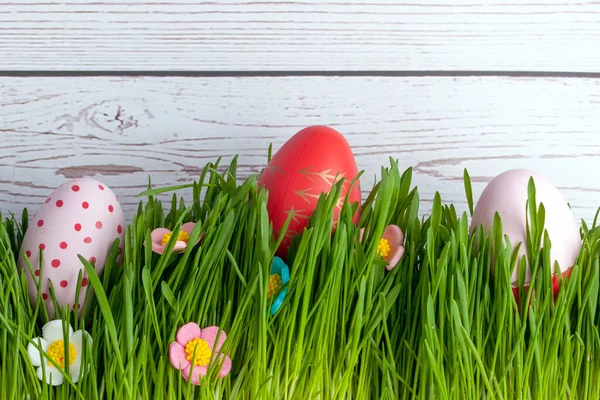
[269,256,290,315]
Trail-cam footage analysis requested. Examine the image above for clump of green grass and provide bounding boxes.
[0,156,599,399]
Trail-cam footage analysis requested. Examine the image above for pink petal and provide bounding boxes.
[382,224,403,245]
[182,222,205,249]
[182,364,208,385]
[200,326,227,353]
[189,236,204,250]
[151,243,165,255]
[218,356,232,378]
[169,342,190,371]
[180,222,196,234]
[359,228,365,242]
[381,225,404,269]
[386,245,405,271]
[173,241,188,252]
[151,228,172,245]
[176,322,201,346]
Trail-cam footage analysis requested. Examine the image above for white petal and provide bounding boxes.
[71,330,92,350]
[42,320,73,343]
[70,330,92,373]
[37,366,64,386]
[69,363,82,383]
[69,330,93,362]
[69,359,92,383]
[27,337,48,367]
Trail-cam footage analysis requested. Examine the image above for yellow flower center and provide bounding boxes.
[268,274,283,299]
[162,230,190,246]
[184,338,212,367]
[377,238,391,258]
[46,340,76,368]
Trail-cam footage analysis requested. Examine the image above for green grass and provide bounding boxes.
[1,156,599,399]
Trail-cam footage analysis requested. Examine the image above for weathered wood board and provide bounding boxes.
[2,1,600,71]
[1,76,598,223]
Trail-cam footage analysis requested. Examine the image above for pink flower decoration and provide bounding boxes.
[169,322,231,384]
[150,222,202,255]
[360,224,405,270]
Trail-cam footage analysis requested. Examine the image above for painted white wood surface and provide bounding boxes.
[1,1,600,72]
[1,76,599,223]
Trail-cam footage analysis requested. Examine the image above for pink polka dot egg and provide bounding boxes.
[18,178,125,317]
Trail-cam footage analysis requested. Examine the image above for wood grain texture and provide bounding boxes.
[1,1,600,72]
[1,76,599,224]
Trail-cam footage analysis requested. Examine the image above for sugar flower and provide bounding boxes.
[360,224,405,270]
[169,323,231,384]
[268,257,290,315]
[150,222,202,255]
[26,320,93,386]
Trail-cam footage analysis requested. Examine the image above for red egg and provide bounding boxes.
[258,126,361,258]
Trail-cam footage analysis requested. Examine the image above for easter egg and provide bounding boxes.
[18,178,125,316]
[470,169,581,299]
[257,126,361,258]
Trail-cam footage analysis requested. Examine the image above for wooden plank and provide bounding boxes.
[1,76,599,224]
[1,1,600,72]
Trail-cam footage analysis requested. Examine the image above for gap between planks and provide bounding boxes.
[1,71,600,78]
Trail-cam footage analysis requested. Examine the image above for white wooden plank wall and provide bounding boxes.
[2,76,599,222]
[1,1,600,71]
[0,1,599,224]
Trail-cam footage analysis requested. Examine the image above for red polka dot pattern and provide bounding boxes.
[19,178,126,317]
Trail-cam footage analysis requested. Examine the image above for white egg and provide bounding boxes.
[470,169,581,286]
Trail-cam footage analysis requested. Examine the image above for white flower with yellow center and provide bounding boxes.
[26,320,93,386]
